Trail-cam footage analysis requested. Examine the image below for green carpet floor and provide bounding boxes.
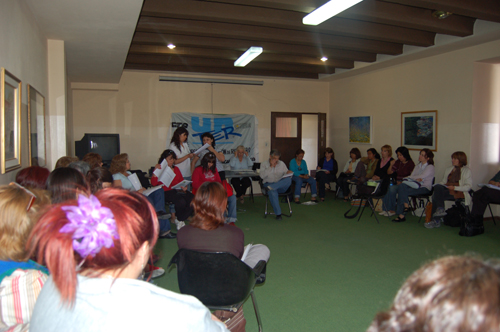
[153,191,500,332]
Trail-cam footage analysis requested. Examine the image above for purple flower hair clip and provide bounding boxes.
[60,195,119,258]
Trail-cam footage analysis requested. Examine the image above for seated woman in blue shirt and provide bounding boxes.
[290,149,318,204]
[229,145,254,204]
[316,147,338,202]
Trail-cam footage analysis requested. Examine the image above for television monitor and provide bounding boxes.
[75,133,120,166]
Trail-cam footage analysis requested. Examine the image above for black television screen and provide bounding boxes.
[75,134,120,166]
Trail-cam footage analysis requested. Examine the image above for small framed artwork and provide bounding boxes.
[401,110,437,151]
[349,116,372,144]
[1,68,22,174]
[28,85,46,167]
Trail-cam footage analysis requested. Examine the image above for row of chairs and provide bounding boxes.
[352,180,498,225]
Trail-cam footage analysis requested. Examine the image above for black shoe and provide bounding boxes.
[392,216,406,223]
[159,231,177,239]
[294,200,301,204]
[276,214,282,220]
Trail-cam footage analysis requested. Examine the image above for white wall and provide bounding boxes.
[329,39,500,182]
[0,0,48,184]
[470,62,500,185]
[70,72,329,171]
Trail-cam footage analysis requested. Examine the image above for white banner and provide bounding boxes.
[170,113,259,170]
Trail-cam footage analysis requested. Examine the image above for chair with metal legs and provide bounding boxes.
[258,179,292,217]
[169,249,266,332]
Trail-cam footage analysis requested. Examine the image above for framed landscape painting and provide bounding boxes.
[349,116,372,144]
[401,110,437,151]
[1,68,22,174]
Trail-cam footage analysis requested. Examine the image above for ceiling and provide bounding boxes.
[124,0,500,80]
[23,0,500,83]
[25,0,143,83]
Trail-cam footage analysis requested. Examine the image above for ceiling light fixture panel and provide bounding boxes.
[303,0,364,26]
[234,47,263,67]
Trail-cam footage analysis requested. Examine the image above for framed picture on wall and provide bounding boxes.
[349,116,372,144]
[401,110,437,151]
[28,84,46,167]
[1,68,22,174]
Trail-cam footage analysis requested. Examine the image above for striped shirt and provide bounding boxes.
[0,267,48,332]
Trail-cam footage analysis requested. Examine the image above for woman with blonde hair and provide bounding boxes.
[110,153,174,238]
[0,183,51,331]
[229,145,253,203]
[28,188,229,331]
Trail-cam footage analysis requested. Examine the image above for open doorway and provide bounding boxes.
[270,112,326,168]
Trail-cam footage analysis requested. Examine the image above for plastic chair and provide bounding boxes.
[258,179,292,217]
[168,249,266,332]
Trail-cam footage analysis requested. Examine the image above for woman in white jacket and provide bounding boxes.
[427,151,472,228]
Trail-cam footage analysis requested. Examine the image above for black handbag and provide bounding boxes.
[459,213,484,237]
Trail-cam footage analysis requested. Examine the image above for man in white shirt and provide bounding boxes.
[260,150,293,220]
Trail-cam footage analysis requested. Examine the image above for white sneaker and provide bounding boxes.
[433,207,447,217]
[379,211,389,216]
[387,211,396,217]
[176,220,186,230]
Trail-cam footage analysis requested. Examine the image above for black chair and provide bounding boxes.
[407,178,435,223]
[487,203,498,225]
[168,249,266,332]
[258,179,292,217]
[344,178,389,224]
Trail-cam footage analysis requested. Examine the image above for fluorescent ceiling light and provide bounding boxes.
[303,0,363,26]
[234,47,263,67]
[167,44,176,49]
[321,56,328,62]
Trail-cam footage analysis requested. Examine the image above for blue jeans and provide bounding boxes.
[292,176,317,198]
[226,194,237,222]
[382,184,399,212]
[158,217,171,232]
[264,177,292,216]
[146,189,166,213]
[396,184,430,215]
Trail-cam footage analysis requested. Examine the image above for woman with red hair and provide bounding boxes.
[15,166,50,190]
[27,188,229,331]
[177,182,269,269]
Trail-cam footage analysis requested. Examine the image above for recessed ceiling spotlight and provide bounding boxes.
[321,57,328,62]
[432,10,452,19]
[167,44,176,49]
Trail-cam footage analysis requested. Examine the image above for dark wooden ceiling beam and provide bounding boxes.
[205,0,476,35]
[125,53,339,73]
[136,17,404,55]
[381,0,500,23]
[141,0,436,46]
[124,63,322,79]
[132,32,377,63]
[200,0,326,13]
[128,44,354,68]
[339,0,474,36]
